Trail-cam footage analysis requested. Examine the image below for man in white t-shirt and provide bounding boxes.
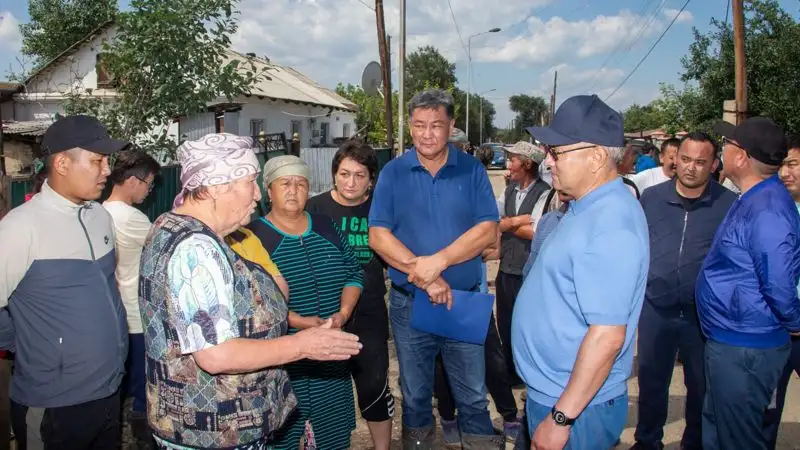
[629,138,680,194]
[103,150,160,449]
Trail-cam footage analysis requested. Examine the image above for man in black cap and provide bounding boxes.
[696,117,800,450]
[0,115,130,449]
[512,95,649,450]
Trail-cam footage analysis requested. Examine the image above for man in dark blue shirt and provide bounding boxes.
[632,132,736,450]
[369,89,501,449]
[696,117,800,450]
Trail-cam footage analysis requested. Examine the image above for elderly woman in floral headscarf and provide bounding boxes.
[138,134,362,450]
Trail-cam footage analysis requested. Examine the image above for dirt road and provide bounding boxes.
[347,169,800,449]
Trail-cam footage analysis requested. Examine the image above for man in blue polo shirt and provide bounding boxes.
[369,89,501,449]
[513,95,649,450]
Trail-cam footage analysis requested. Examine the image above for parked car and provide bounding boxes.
[481,143,506,169]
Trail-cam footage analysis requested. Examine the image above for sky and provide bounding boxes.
[1,0,798,128]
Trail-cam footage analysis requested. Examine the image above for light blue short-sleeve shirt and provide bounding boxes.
[511,178,649,407]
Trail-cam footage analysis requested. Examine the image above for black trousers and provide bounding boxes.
[495,271,524,385]
[11,390,121,450]
[434,313,518,422]
[634,302,705,450]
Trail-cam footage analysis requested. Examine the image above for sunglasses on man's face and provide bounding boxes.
[543,144,597,161]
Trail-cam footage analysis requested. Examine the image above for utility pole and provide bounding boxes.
[549,70,558,124]
[397,0,406,156]
[375,0,394,150]
[732,0,747,124]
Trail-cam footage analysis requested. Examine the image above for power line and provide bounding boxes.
[605,0,691,101]
[724,0,731,27]
[353,0,375,11]
[445,0,469,60]
[585,0,661,93]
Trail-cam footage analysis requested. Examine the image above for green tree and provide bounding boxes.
[340,46,496,146]
[508,94,548,142]
[67,0,262,156]
[20,0,117,66]
[451,90,496,144]
[679,0,800,133]
[622,103,665,132]
[405,46,457,95]
[335,83,391,145]
[650,83,710,134]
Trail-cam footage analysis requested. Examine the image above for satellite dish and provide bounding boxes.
[361,61,383,97]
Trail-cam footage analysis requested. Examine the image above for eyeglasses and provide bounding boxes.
[721,136,747,153]
[136,176,154,193]
[544,144,596,161]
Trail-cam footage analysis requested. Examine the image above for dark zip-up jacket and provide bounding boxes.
[639,178,736,312]
[0,181,128,408]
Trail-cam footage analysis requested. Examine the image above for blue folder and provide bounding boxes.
[410,288,495,344]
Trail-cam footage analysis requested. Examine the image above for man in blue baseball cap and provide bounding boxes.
[511,95,650,450]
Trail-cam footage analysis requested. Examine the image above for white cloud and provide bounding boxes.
[229,0,683,128]
[491,64,630,127]
[663,8,694,24]
[475,10,664,65]
[0,11,22,51]
[231,0,552,89]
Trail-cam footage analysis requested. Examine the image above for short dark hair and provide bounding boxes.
[109,150,161,186]
[332,138,379,182]
[45,148,80,175]
[661,138,681,153]
[788,134,800,151]
[680,131,719,159]
[407,89,455,120]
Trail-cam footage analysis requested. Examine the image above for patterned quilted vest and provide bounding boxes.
[139,212,297,448]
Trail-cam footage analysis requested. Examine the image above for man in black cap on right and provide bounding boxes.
[696,117,800,450]
[0,115,130,449]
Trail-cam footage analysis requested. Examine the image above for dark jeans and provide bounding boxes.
[495,271,524,385]
[125,333,146,413]
[634,303,705,450]
[0,358,10,450]
[389,287,495,435]
[763,337,800,449]
[11,390,121,450]
[434,313,518,422]
[702,340,790,450]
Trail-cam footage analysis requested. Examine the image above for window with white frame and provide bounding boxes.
[291,120,301,136]
[343,123,351,138]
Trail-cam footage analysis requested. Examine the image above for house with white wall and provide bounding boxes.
[1,22,357,173]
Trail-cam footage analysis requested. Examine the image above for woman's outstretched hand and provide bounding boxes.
[295,319,362,361]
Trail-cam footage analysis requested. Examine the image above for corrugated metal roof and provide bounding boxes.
[226,51,356,112]
[2,120,52,136]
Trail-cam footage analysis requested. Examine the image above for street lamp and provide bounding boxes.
[479,88,496,144]
[466,27,501,142]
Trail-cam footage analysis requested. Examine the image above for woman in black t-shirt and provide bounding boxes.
[306,139,394,450]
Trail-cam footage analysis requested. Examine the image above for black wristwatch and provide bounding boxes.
[551,407,576,426]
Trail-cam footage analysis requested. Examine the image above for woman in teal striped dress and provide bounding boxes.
[229,155,364,449]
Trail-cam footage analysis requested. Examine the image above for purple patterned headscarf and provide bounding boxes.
[173,133,261,208]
